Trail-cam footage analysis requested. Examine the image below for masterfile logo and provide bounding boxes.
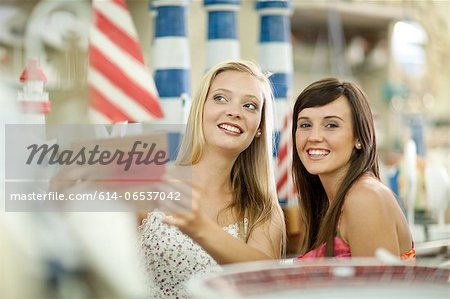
[4,124,192,212]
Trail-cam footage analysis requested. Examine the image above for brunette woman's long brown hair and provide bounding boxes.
[292,78,379,256]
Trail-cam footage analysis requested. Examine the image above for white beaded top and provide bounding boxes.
[139,210,247,298]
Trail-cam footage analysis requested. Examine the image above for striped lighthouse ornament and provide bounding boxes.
[203,0,240,70]
[151,0,191,124]
[255,0,293,112]
[256,0,294,206]
[17,58,50,124]
[88,0,163,123]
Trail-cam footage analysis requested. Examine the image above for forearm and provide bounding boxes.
[194,225,275,265]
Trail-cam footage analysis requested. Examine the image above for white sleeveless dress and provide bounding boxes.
[139,210,247,298]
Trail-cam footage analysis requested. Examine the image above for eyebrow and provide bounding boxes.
[211,88,231,94]
[297,115,344,121]
[212,88,261,102]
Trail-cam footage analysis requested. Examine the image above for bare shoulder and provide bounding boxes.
[340,175,412,256]
[270,204,286,229]
[247,204,285,258]
[344,175,396,213]
[252,204,285,237]
[341,175,398,231]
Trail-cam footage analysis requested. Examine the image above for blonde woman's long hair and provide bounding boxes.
[177,60,285,256]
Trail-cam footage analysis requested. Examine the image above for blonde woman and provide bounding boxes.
[139,60,286,298]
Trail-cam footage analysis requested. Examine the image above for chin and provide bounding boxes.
[303,166,324,176]
[216,143,246,154]
[216,139,252,153]
[306,170,322,176]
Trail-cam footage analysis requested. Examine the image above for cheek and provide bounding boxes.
[338,132,355,149]
[334,135,355,157]
[248,114,262,133]
[203,104,221,125]
[295,131,305,153]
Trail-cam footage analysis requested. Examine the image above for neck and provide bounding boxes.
[193,149,237,196]
[319,175,338,202]
[319,166,349,203]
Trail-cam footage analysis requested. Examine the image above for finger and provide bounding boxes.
[154,183,193,211]
[162,179,194,199]
[162,215,187,228]
[158,197,190,213]
[192,196,200,213]
[169,211,195,222]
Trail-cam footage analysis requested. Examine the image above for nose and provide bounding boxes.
[307,127,324,142]
[225,102,241,119]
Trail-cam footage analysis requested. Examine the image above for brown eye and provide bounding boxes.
[299,122,311,128]
[325,123,338,128]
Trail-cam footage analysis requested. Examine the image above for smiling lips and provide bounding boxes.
[307,148,330,158]
[218,123,243,134]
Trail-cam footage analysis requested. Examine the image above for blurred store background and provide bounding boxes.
[1,0,449,298]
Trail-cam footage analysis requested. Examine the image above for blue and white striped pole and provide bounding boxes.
[256,0,293,207]
[151,0,191,125]
[255,0,293,124]
[151,0,191,160]
[203,0,240,70]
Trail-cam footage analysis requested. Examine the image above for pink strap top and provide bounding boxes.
[297,236,351,259]
[296,237,416,260]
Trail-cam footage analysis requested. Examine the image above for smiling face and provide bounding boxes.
[202,70,264,156]
[295,96,357,180]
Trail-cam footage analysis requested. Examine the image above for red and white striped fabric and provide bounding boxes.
[88,0,163,123]
[276,110,297,205]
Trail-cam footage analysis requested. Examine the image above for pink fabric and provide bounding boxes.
[297,236,351,259]
[296,237,416,261]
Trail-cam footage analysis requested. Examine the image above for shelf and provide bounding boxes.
[291,1,410,43]
[292,2,408,30]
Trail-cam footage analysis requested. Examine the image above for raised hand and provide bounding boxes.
[162,195,218,241]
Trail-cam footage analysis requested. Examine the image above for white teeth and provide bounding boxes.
[219,124,242,134]
[308,149,329,156]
